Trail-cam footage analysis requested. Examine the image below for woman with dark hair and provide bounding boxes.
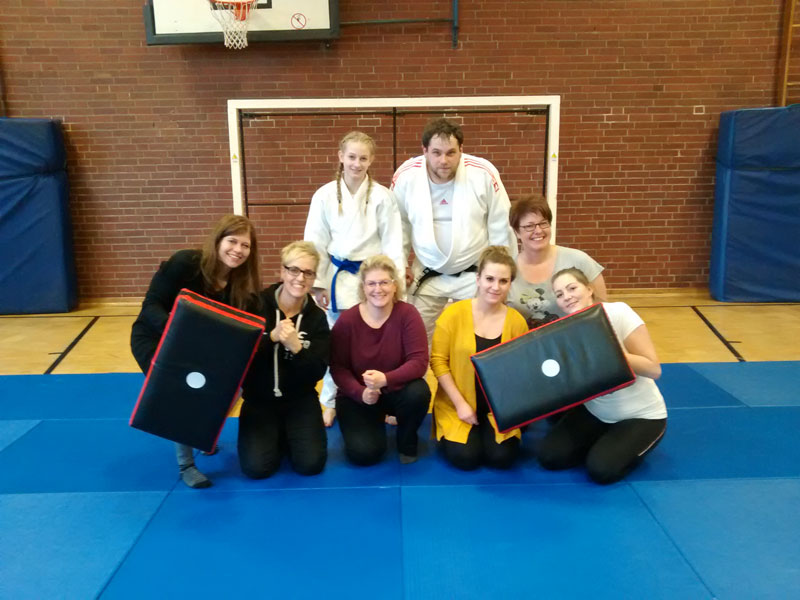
[130,214,261,488]
[330,255,429,465]
[431,245,528,470]
[238,241,330,479]
[507,194,606,329]
[537,267,667,483]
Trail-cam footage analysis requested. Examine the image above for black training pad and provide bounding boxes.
[130,290,265,451]
[471,303,634,432]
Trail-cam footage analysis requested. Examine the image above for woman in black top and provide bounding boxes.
[130,214,261,488]
[238,241,331,478]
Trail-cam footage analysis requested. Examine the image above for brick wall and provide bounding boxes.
[0,1,784,297]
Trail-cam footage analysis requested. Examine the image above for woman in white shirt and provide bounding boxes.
[536,267,667,484]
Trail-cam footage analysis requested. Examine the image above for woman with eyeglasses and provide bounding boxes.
[329,255,430,465]
[304,131,406,428]
[130,214,261,489]
[238,241,331,479]
[507,194,607,329]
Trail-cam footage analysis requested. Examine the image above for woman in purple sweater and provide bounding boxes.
[330,255,430,465]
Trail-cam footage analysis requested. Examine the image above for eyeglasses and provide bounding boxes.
[283,265,316,279]
[364,279,394,289]
[519,220,551,233]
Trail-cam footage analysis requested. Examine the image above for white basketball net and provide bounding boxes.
[209,0,257,50]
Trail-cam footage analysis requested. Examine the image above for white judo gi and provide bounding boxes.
[304,176,405,407]
[391,152,516,341]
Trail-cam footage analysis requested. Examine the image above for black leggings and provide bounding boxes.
[237,394,327,478]
[439,413,520,471]
[336,378,430,466]
[536,404,666,484]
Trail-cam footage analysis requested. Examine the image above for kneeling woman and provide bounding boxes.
[130,214,261,489]
[330,255,430,465]
[431,246,529,470]
[238,241,331,478]
[537,267,667,484]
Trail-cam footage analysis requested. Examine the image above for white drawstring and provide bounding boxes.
[272,306,304,398]
[273,309,282,397]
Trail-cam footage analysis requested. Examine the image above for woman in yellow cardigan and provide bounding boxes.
[431,246,528,470]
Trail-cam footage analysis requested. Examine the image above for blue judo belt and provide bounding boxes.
[330,256,363,313]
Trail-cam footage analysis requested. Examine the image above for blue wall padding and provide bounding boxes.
[710,105,800,301]
[0,118,67,178]
[0,118,77,314]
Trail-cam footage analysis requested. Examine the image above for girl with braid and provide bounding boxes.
[304,131,405,427]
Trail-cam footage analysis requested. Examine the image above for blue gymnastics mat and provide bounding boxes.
[402,484,711,599]
[0,491,166,599]
[0,419,179,493]
[0,419,39,453]
[688,361,800,407]
[633,479,800,599]
[100,488,404,599]
[658,363,745,408]
[0,363,798,599]
[0,373,142,419]
[630,406,800,481]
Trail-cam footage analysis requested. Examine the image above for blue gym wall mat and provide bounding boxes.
[0,118,77,314]
[709,104,800,301]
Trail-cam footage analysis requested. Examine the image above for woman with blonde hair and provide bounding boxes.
[304,131,405,426]
[330,255,429,465]
[131,214,261,488]
[238,241,331,479]
[431,245,528,470]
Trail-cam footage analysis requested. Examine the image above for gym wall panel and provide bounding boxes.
[0,119,77,314]
[710,105,800,302]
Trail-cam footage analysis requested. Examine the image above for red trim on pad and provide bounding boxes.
[128,292,185,426]
[128,289,266,448]
[471,303,636,434]
[177,288,266,328]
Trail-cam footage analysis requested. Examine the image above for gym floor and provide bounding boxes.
[1,290,800,599]
[3,289,799,376]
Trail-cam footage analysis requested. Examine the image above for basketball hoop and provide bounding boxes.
[208,0,257,50]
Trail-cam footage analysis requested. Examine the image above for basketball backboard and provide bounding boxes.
[143,0,339,45]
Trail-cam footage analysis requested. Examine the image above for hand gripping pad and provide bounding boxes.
[130,289,265,451]
[471,303,635,433]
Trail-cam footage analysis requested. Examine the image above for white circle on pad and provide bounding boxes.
[186,372,206,389]
[541,359,560,377]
